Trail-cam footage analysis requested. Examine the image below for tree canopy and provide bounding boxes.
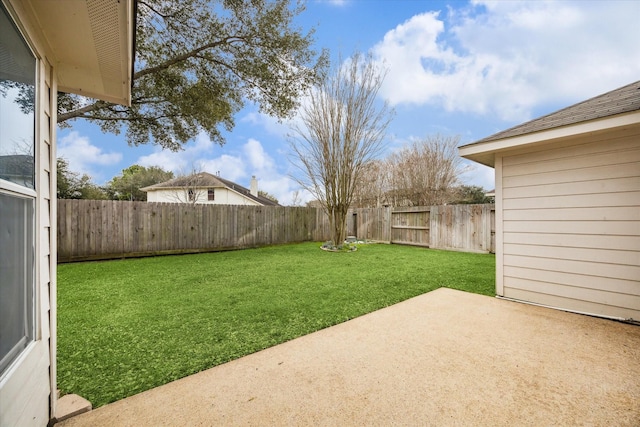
[57,158,107,199]
[57,0,328,150]
[106,165,174,201]
[450,185,494,204]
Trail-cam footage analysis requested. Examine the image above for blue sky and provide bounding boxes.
[57,0,640,205]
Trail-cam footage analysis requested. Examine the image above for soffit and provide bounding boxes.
[27,0,134,106]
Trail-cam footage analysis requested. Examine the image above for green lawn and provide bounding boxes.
[57,242,495,407]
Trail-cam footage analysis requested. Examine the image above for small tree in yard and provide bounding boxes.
[290,52,394,247]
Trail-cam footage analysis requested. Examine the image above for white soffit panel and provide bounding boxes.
[28,0,133,106]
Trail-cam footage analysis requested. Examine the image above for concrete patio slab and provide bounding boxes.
[56,288,640,426]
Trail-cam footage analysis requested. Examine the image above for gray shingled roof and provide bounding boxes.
[141,172,279,206]
[468,80,640,145]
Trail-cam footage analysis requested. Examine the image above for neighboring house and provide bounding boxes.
[0,154,34,188]
[0,1,134,425]
[141,173,280,206]
[459,81,640,322]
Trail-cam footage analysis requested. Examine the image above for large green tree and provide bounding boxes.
[57,0,328,150]
[106,165,174,201]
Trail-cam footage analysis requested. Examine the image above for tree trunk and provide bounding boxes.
[331,206,348,246]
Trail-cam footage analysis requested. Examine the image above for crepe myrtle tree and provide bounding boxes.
[290,52,394,247]
[56,0,328,150]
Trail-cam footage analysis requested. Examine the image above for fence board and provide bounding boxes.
[390,207,430,247]
[57,201,494,262]
[348,204,495,253]
[57,201,333,262]
[348,207,392,242]
[429,204,494,253]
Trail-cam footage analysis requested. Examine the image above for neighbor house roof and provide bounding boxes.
[459,80,640,167]
[15,0,135,105]
[141,172,280,206]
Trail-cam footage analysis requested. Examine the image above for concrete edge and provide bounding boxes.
[50,394,92,425]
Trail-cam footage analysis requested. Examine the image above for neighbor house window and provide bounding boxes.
[0,3,36,376]
[208,189,214,201]
[188,189,195,202]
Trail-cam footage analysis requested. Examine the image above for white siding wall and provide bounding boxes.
[147,188,261,205]
[498,127,640,320]
[0,10,56,424]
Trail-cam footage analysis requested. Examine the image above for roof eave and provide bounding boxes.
[459,110,640,167]
[26,0,135,106]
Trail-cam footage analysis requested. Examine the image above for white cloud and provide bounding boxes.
[373,1,640,122]
[58,131,122,179]
[198,155,246,182]
[137,131,215,173]
[241,111,289,137]
[318,0,347,6]
[238,139,304,205]
[243,138,276,172]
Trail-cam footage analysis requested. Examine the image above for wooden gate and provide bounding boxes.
[390,207,430,247]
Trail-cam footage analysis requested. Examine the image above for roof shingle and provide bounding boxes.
[470,80,640,145]
[141,172,279,206]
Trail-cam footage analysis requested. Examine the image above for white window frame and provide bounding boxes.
[0,0,38,378]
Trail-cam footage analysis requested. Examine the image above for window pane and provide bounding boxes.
[0,192,35,374]
[0,4,36,189]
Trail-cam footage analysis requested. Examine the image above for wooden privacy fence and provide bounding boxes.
[57,200,330,262]
[57,201,494,262]
[347,204,495,253]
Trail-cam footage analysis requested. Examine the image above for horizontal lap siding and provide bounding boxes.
[501,129,640,321]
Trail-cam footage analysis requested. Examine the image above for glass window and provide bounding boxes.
[0,3,36,377]
[208,189,215,201]
[0,3,36,189]
[0,193,35,374]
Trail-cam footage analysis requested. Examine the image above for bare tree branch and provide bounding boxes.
[290,52,394,246]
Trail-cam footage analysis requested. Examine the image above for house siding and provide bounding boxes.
[498,126,640,320]
[148,188,262,205]
[0,4,56,423]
